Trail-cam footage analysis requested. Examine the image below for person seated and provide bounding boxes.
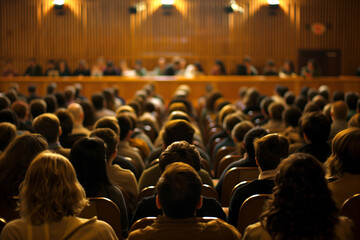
[210,60,227,75]
[278,60,296,77]
[230,121,254,156]
[67,103,91,136]
[90,128,138,217]
[128,162,241,240]
[2,59,19,77]
[29,99,47,119]
[72,59,91,76]
[0,122,17,153]
[138,119,213,191]
[1,152,118,239]
[27,84,40,103]
[280,106,304,153]
[228,134,289,227]
[134,60,147,76]
[261,102,285,133]
[325,128,360,208]
[11,100,34,133]
[263,60,278,76]
[243,153,354,240]
[329,101,348,140]
[295,111,331,163]
[91,93,116,121]
[57,60,71,76]
[70,137,128,235]
[345,91,359,120]
[103,61,119,76]
[152,57,167,76]
[132,141,226,224]
[44,59,59,76]
[236,56,258,75]
[215,127,268,198]
[32,113,71,159]
[0,134,48,201]
[24,58,42,76]
[300,58,321,77]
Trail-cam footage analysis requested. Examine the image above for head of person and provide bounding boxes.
[333,91,345,102]
[261,153,338,240]
[348,113,360,128]
[0,134,48,199]
[11,101,28,121]
[55,109,74,137]
[19,152,87,225]
[156,162,202,219]
[33,113,61,144]
[79,101,95,128]
[345,91,359,111]
[231,121,254,143]
[67,103,85,124]
[44,94,58,113]
[0,109,19,129]
[162,119,195,147]
[91,93,104,110]
[260,97,274,118]
[300,111,330,143]
[0,96,11,111]
[268,102,285,121]
[90,128,118,162]
[0,122,17,152]
[244,127,268,161]
[94,116,120,136]
[159,141,201,173]
[30,99,47,119]
[326,128,360,176]
[282,106,302,127]
[70,137,110,196]
[223,112,242,133]
[254,134,289,171]
[330,101,348,121]
[116,113,133,141]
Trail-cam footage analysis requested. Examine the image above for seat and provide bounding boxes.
[220,167,260,207]
[0,218,6,233]
[79,197,123,240]
[216,154,241,178]
[230,181,251,199]
[129,216,218,234]
[0,197,20,223]
[201,158,211,175]
[341,193,360,239]
[237,194,271,234]
[202,184,219,201]
[213,146,235,173]
[142,124,158,143]
[137,186,156,204]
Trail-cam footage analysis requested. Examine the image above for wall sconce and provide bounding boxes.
[161,0,174,9]
[53,0,65,10]
[224,0,244,14]
[129,2,146,14]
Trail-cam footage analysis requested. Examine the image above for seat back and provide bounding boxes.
[237,194,271,234]
[0,198,20,223]
[202,184,219,201]
[137,186,156,204]
[341,193,360,239]
[0,218,6,233]
[213,146,235,173]
[216,155,241,178]
[221,167,259,207]
[79,197,122,240]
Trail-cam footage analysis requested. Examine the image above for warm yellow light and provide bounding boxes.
[161,0,174,5]
[53,0,65,5]
[267,0,280,5]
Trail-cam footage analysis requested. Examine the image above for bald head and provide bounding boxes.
[67,103,84,124]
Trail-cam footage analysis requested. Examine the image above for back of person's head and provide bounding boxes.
[79,101,95,128]
[30,99,47,119]
[254,134,289,171]
[307,88,318,101]
[300,112,330,143]
[333,91,345,102]
[162,119,195,147]
[28,84,37,94]
[345,92,359,110]
[223,112,242,132]
[231,121,254,142]
[326,128,360,176]
[0,122,17,152]
[168,110,191,123]
[159,141,201,172]
[205,91,223,111]
[67,103,84,123]
[46,82,57,95]
[90,128,118,161]
[94,116,120,136]
[262,153,337,240]
[33,113,61,143]
[64,86,75,103]
[54,92,66,109]
[348,113,360,128]
[312,95,327,110]
[331,101,348,120]
[260,97,274,117]
[70,137,110,195]
[156,162,202,219]
[268,102,285,120]
[218,104,236,126]
[282,106,302,127]
[294,95,307,112]
[3,91,16,104]
[116,113,132,141]
[11,101,28,120]
[244,87,260,109]
[20,152,87,225]
[0,134,48,199]
[274,85,288,97]
[284,91,295,106]
[303,101,321,113]
[168,102,188,115]
[0,96,11,111]
[91,93,104,110]
[244,127,268,161]
[0,109,19,129]
[55,109,74,136]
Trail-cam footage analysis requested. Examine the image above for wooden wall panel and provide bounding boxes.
[0,0,359,75]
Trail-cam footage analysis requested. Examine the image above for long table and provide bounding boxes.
[1,76,359,103]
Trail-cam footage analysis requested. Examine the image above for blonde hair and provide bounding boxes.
[20,152,88,225]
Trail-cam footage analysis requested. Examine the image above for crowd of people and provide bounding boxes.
[0,80,359,239]
[2,56,338,78]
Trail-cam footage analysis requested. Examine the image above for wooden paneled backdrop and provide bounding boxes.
[1,0,359,75]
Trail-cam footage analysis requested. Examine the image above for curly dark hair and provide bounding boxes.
[260,153,339,240]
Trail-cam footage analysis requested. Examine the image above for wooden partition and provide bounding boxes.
[1,76,359,104]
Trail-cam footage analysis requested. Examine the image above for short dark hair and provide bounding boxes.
[156,162,202,218]
[0,109,19,129]
[269,102,285,120]
[33,113,60,143]
[244,127,268,161]
[282,106,302,127]
[91,93,104,110]
[300,112,330,143]
[55,109,74,136]
[159,141,201,172]
[162,119,195,147]
[0,96,11,111]
[116,113,132,141]
[11,101,28,119]
[345,92,359,110]
[255,134,289,171]
[30,99,47,119]
[90,128,118,161]
[94,116,120,136]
